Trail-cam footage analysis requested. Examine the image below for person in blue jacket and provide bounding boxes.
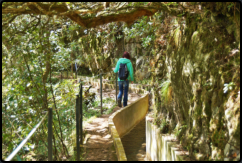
[113,51,134,107]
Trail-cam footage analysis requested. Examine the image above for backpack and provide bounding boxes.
[118,63,129,80]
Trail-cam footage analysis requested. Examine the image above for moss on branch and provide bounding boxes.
[2,2,189,28]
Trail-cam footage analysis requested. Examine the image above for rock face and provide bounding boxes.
[149,2,240,161]
[77,2,240,161]
[109,2,240,161]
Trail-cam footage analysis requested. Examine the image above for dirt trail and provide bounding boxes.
[82,86,142,161]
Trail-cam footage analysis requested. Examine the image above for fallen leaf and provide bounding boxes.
[232,152,237,158]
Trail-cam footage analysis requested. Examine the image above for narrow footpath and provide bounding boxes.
[82,85,143,161]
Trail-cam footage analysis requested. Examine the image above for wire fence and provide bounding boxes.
[4,64,155,161]
[73,69,118,161]
[5,109,52,161]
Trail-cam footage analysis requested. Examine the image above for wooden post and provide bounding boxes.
[76,95,80,161]
[48,108,53,161]
[100,74,102,114]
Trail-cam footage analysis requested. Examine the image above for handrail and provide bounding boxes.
[5,68,149,161]
[86,76,149,160]
[5,112,48,161]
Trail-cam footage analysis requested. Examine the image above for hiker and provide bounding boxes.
[113,51,134,107]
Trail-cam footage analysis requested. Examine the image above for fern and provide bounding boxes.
[160,79,172,105]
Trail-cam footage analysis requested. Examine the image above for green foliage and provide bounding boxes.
[160,78,172,105]
[2,12,82,159]
[159,119,169,133]
[123,12,162,49]
[91,99,100,108]
[3,2,240,161]
[140,78,150,85]
[103,104,117,115]
[223,82,235,93]
[166,2,176,6]
[227,3,234,10]
[102,97,115,103]
[174,124,187,137]
[83,96,116,120]
[177,13,185,17]
[141,35,155,48]
[17,155,22,161]
[153,116,160,126]
[83,104,101,119]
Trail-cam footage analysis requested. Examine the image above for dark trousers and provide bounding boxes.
[117,80,129,107]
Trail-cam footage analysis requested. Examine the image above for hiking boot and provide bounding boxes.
[118,99,122,107]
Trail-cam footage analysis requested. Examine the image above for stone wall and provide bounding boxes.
[150,2,240,161]
[146,116,192,161]
[85,76,149,161]
[77,3,240,161]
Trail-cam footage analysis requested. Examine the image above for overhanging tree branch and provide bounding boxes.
[2,2,194,28]
[2,15,17,28]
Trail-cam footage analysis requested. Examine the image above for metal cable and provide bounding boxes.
[102,70,113,75]
[51,106,73,112]
[5,112,48,161]
[87,70,114,79]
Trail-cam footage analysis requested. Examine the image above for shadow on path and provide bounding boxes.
[83,87,143,161]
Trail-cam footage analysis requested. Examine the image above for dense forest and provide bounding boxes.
[2,2,240,161]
